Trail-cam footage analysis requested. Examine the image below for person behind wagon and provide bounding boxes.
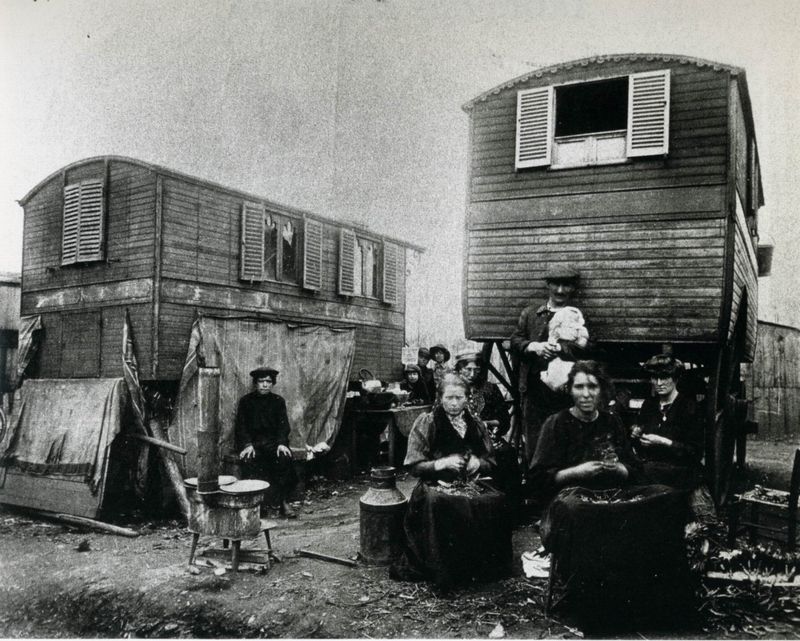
[634,353,715,523]
[510,266,592,465]
[428,343,453,389]
[529,360,693,631]
[235,367,297,518]
[400,363,432,405]
[390,373,513,588]
[454,350,520,496]
[416,347,436,401]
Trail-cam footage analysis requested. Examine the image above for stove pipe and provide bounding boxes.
[196,366,221,495]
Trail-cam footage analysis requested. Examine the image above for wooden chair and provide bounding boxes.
[728,448,800,551]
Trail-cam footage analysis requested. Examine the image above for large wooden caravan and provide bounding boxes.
[461,54,765,503]
[19,156,421,383]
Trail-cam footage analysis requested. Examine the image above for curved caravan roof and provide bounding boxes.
[462,53,746,110]
[19,155,425,252]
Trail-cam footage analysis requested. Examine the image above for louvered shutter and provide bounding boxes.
[515,86,553,169]
[76,180,105,262]
[338,228,356,295]
[62,180,105,265]
[61,184,81,265]
[382,241,399,305]
[239,201,265,281]
[302,218,323,290]
[626,70,670,157]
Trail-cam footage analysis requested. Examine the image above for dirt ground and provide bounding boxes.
[1,443,799,639]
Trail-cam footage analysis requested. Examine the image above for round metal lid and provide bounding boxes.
[183,475,238,488]
[220,479,270,495]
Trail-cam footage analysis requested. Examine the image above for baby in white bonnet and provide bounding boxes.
[540,306,589,391]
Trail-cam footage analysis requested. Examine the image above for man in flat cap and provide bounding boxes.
[235,367,297,517]
[510,266,592,467]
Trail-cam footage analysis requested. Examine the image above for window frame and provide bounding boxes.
[515,69,670,171]
[264,210,301,285]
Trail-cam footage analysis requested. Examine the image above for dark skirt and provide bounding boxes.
[541,484,695,631]
[391,481,513,588]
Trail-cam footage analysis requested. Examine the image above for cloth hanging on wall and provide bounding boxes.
[14,315,41,388]
[171,315,355,476]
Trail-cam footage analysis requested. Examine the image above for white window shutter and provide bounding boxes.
[627,69,670,157]
[76,180,105,262]
[302,218,323,290]
[239,201,265,281]
[382,241,399,305]
[515,86,553,169]
[61,184,81,265]
[338,228,357,296]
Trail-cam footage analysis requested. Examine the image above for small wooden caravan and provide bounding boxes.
[461,54,765,503]
[18,156,421,384]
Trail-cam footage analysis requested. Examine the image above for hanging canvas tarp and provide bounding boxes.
[0,377,126,517]
[171,315,355,476]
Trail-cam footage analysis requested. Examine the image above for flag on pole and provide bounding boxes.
[122,309,148,435]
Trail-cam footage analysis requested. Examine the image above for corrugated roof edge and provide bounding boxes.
[461,52,744,112]
[18,155,426,254]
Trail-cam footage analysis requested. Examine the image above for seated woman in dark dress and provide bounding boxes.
[529,361,692,630]
[635,353,715,522]
[391,373,513,588]
[454,350,519,496]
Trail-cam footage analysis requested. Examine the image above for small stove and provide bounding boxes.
[184,475,273,571]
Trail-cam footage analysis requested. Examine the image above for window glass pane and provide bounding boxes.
[555,78,628,137]
[264,214,278,280]
[282,220,297,281]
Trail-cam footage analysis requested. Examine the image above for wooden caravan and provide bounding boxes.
[462,54,765,503]
[18,156,422,384]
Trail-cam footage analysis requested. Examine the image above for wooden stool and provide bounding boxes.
[188,519,280,572]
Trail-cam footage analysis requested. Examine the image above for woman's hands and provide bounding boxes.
[554,460,628,487]
[639,433,672,448]
[433,453,481,478]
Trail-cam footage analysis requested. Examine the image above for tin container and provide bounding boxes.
[359,466,408,565]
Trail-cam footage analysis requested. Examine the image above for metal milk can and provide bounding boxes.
[359,466,408,565]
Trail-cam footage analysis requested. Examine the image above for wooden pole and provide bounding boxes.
[27,509,139,538]
[149,416,191,520]
[128,432,187,455]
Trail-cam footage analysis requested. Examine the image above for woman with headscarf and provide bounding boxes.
[454,350,519,496]
[391,373,512,588]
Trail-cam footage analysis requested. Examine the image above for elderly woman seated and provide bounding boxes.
[529,360,693,631]
[391,373,513,588]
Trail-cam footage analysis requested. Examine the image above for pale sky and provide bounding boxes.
[2,0,798,337]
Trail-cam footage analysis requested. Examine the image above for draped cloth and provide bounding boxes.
[171,315,355,476]
[0,378,125,493]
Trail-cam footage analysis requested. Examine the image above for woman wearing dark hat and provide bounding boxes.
[634,354,707,494]
[400,364,433,405]
[416,347,436,401]
[428,344,453,390]
[235,367,297,518]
